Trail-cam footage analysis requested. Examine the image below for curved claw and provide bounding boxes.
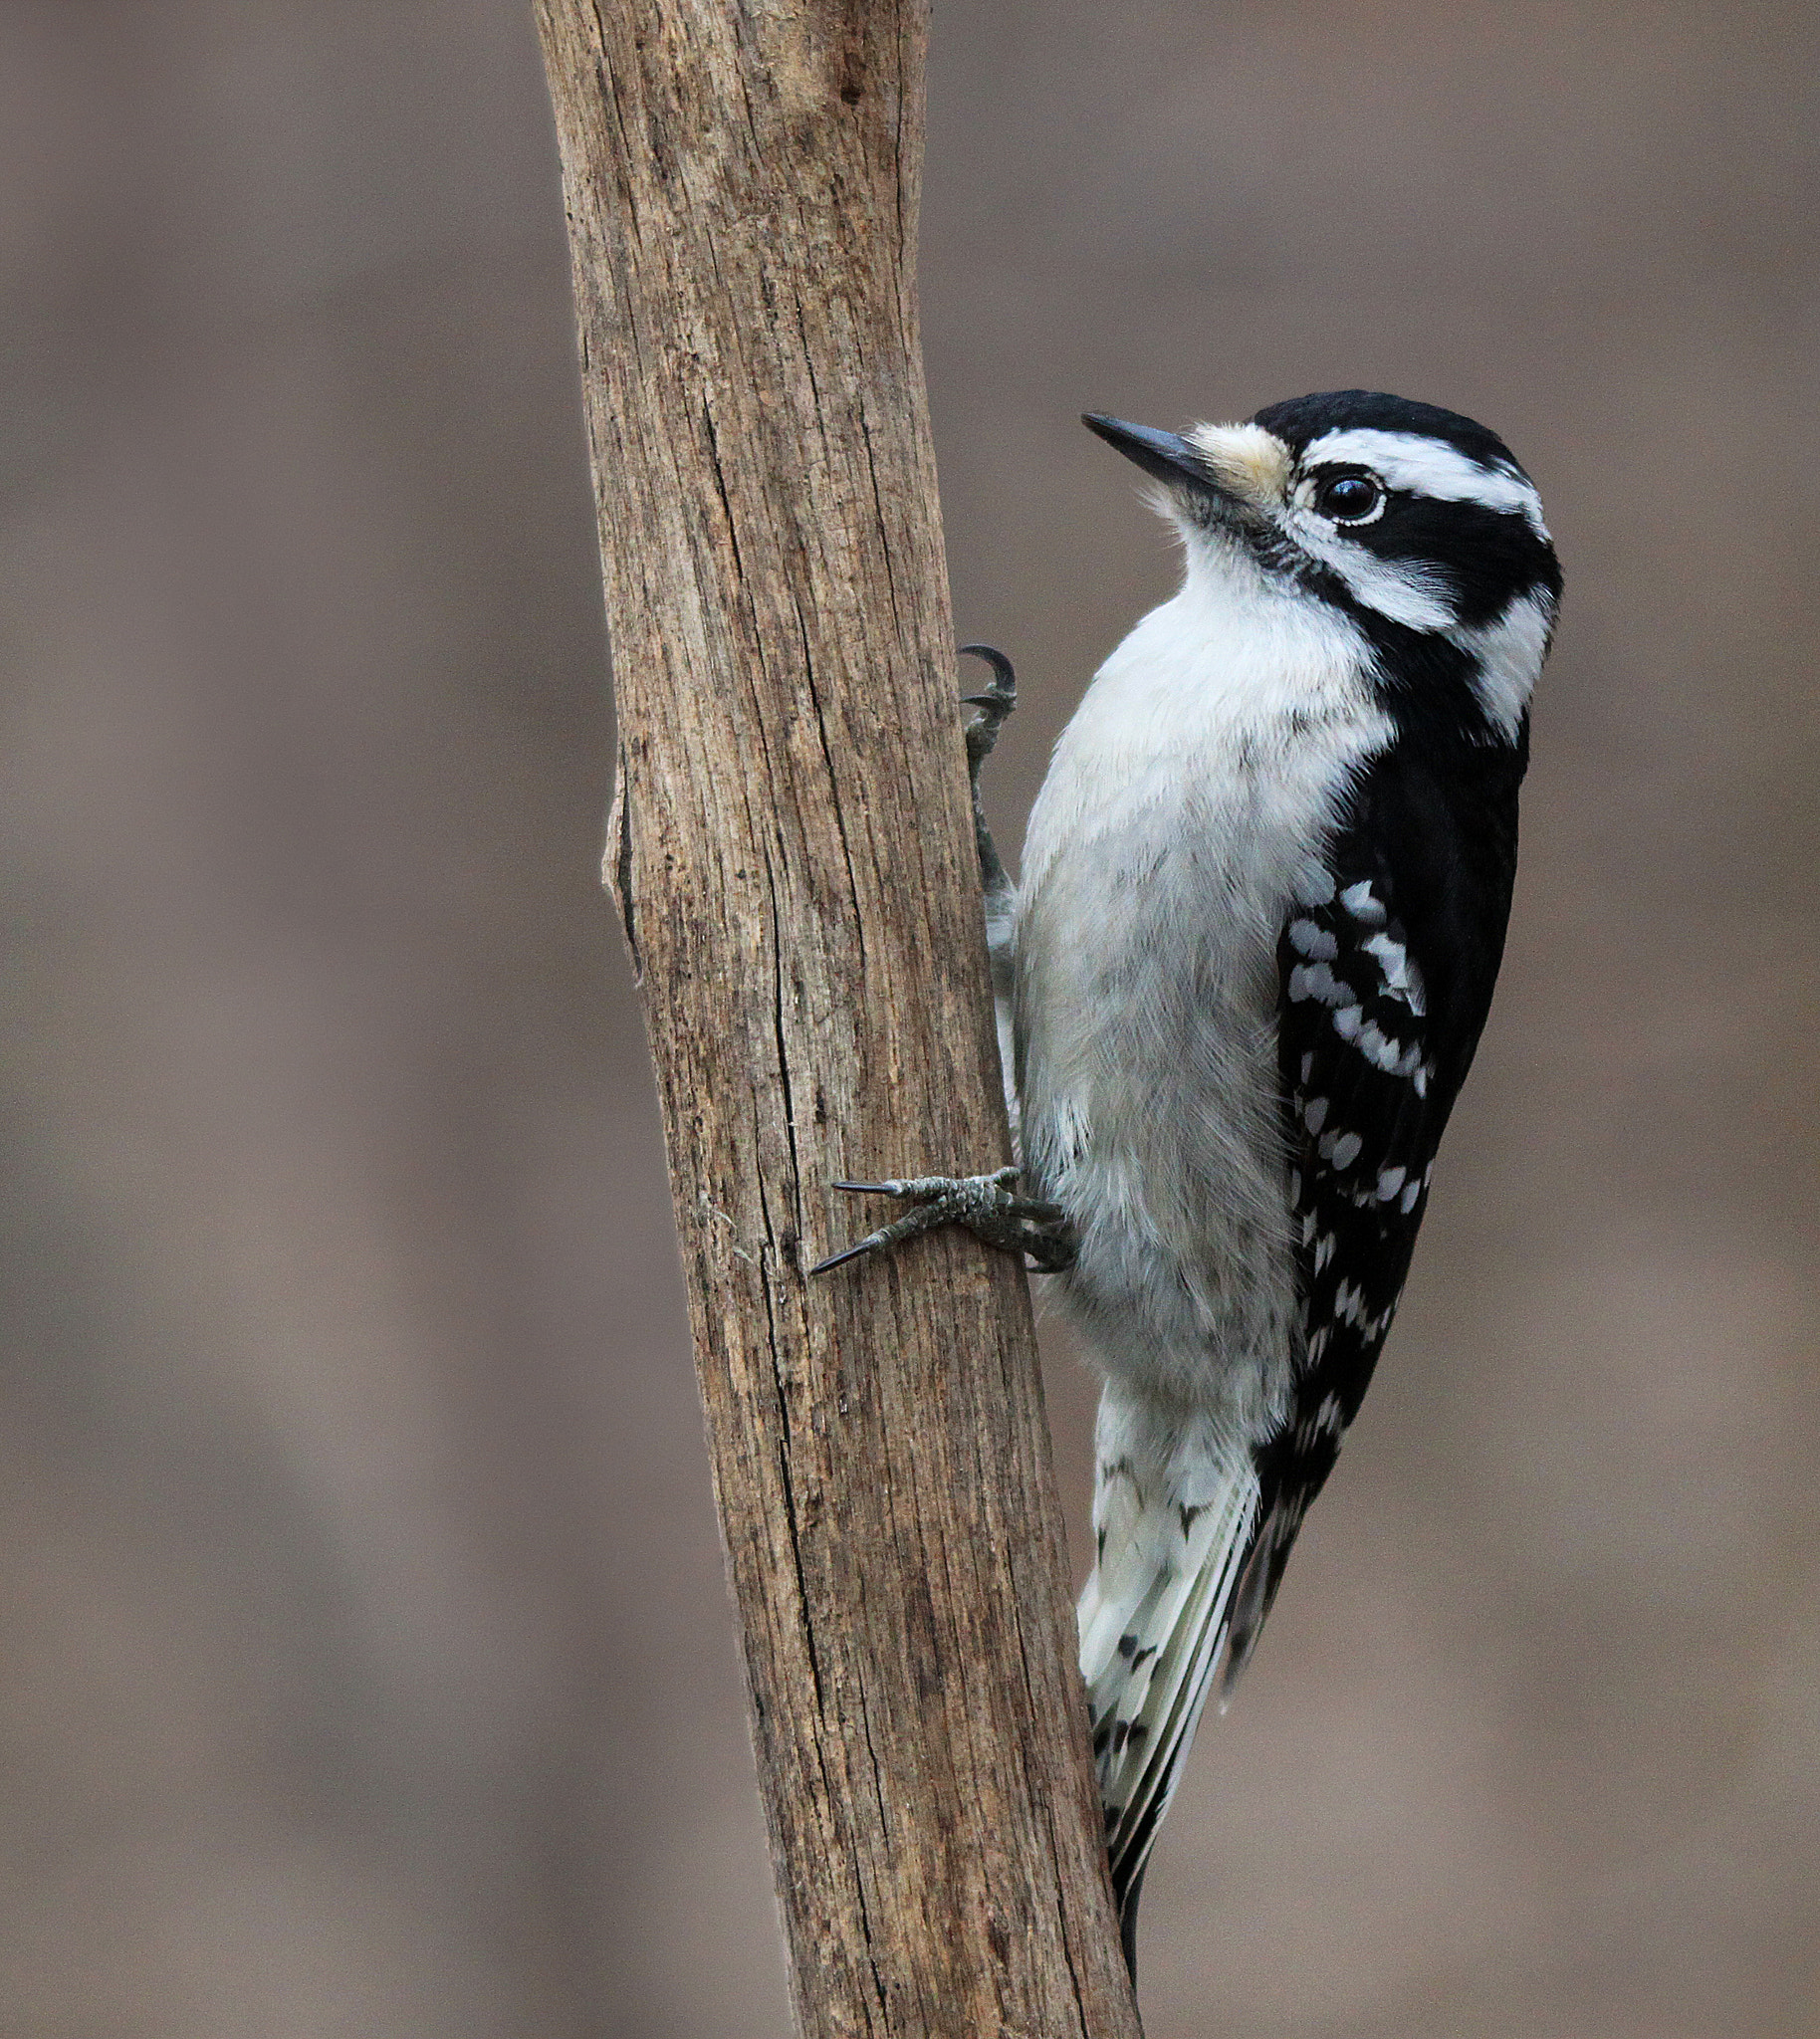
[811,1167,1075,1278]
[959,643,1016,677]
[959,646,1018,793]
[809,1219,930,1275]
[959,642,1017,710]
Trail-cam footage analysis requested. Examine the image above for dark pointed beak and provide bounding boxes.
[1082,413,1213,490]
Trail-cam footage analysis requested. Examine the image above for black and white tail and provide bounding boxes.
[1076,1385,1264,1968]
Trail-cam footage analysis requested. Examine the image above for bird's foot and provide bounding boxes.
[811,1166,1077,1276]
[960,643,1017,794]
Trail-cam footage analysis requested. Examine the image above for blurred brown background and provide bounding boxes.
[3,3,1817,2034]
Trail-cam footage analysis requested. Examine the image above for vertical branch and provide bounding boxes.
[534,3,1141,2034]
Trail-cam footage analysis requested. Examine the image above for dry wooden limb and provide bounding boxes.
[534,3,1141,2033]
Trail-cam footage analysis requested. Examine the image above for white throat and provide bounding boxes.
[1022,533,1390,899]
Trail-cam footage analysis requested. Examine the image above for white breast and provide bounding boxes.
[1015,535,1391,1421]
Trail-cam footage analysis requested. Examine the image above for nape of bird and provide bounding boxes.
[816,389,1561,1982]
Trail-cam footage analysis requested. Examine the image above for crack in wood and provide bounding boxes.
[535,1,1142,2029]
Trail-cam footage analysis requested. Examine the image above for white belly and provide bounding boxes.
[1013,553,1390,1426]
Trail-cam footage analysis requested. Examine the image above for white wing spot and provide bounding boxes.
[1288,918,1339,960]
[1340,880,1387,925]
[1358,1020,1405,1071]
[1290,961,1352,1007]
[1302,1096,1329,1133]
[1328,1131,1363,1170]
[1365,931,1427,1014]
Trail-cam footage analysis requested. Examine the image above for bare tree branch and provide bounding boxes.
[534,2,1142,2033]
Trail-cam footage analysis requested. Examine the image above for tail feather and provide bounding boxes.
[1076,1392,1261,1916]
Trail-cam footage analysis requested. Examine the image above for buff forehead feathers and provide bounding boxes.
[1183,423,1294,512]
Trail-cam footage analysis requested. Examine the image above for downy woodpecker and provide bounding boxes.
[816,390,1561,1976]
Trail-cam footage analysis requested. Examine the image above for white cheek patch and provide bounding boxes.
[1283,508,1461,630]
[1299,427,1551,542]
[1448,587,1555,738]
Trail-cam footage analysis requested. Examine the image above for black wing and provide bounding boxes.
[1222,741,1522,1687]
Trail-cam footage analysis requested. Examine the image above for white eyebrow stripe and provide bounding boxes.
[1301,427,1551,541]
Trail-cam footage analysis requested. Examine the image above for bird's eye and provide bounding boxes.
[1312,472,1384,524]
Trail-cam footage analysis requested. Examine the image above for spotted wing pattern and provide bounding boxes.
[1220,844,1443,1685]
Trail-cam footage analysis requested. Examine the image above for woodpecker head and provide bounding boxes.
[1084,391,1562,742]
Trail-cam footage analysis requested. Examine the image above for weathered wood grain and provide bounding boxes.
[534,4,1141,2033]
